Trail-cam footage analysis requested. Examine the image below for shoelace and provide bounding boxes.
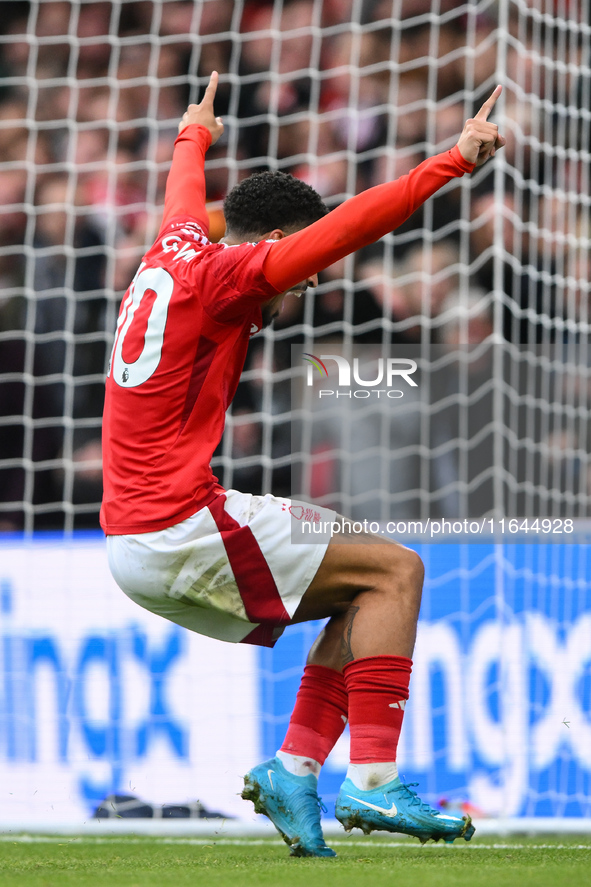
[393,781,440,816]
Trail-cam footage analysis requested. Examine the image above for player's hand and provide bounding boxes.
[456,85,506,167]
[178,71,224,145]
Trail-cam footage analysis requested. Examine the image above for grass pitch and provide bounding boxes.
[1,835,591,887]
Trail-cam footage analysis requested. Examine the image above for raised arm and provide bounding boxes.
[263,147,473,291]
[160,71,225,233]
[264,85,505,292]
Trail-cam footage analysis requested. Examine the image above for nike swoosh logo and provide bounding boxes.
[267,770,275,791]
[346,795,398,817]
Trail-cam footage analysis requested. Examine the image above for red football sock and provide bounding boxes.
[343,655,412,763]
[280,664,348,765]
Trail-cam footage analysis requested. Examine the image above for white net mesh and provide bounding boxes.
[0,0,590,827]
[0,0,589,531]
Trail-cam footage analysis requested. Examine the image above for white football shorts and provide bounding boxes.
[106,489,336,647]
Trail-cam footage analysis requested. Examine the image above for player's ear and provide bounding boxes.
[266,229,286,241]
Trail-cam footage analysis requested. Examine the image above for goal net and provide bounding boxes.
[0,0,589,827]
[1,0,589,530]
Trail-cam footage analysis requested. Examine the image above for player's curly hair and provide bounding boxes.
[223,170,329,238]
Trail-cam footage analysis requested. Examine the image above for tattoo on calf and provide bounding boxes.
[341,605,360,665]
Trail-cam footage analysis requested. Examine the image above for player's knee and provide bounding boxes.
[404,547,424,592]
[386,544,424,595]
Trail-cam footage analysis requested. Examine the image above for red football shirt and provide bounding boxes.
[100,127,282,534]
[100,125,473,535]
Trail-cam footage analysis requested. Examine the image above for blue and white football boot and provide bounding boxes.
[242,756,336,857]
[335,775,475,844]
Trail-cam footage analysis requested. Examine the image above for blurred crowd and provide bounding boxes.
[0,0,589,530]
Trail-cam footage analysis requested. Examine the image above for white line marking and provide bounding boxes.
[0,836,590,849]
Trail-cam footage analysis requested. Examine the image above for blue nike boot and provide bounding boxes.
[242,756,336,857]
[335,775,475,844]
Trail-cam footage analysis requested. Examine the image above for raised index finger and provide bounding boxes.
[475,84,502,121]
[201,70,219,106]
